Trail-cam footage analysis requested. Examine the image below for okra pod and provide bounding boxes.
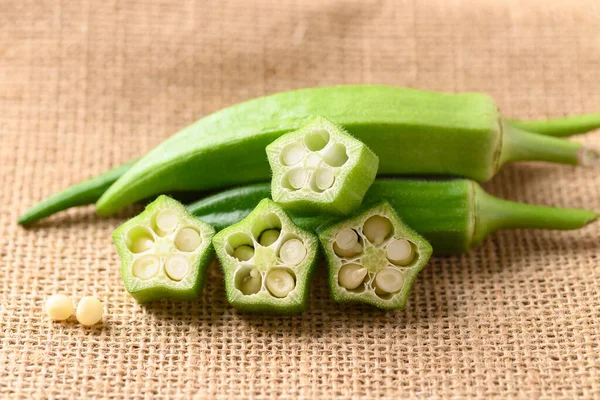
[319,202,432,309]
[19,109,600,225]
[266,116,378,214]
[187,180,598,255]
[113,195,215,303]
[94,86,599,216]
[212,199,319,314]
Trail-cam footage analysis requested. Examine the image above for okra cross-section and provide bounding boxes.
[266,116,379,215]
[113,195,215,303]
[212,199,319,314]
[319,202,432,310]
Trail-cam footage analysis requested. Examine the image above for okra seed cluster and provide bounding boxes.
[126,208,203,283]
[331,214,418,299]
[224,213,308,299]
[279,128,348,193]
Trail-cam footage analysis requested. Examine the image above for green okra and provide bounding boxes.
[507,114,600,137]
[18,108,600,225]
[94,86,600,216]
[113,195,215,303]
[212,199,319,314]
[319,202,432,309]
[186,180,598,255]
[266,116,378,215]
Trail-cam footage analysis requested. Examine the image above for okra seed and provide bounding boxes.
[304,129,330,151]
[279,239,307,265]
[233,245,255,261]
[286,168,308,190]
[75,296,104,326]
[259,229,280,247]
[265,269,296,298]
[386,239,415,265]
[374,267,404,294]
[314,168,335,191]
[363,215,393,246]
[164,254,190,281]
[126,226,154,253]
[45,294,74,321]
[333,241,363,258]
[174,228,202,252]
[335,228,359,250]
[322,143,349,167]
[338,263,368,290]
[240,267,262,295]
[281,142,306,166]
[155,209,179,234]
[132,255,160,280]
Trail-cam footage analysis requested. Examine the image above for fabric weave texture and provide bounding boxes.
[1,0,599,398]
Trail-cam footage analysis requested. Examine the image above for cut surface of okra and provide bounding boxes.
[212,199,318,314]
[319,202,432,310]
[266,116,379,215]
[113,195,215,303]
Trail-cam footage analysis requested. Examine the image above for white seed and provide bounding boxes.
[76,296,104,326]
[265,269,296,298]
[322,142,348,167]
[281,142,306,166]
[233,245,255,261]
[165,255,190,281]
[45,294,74,321]
[130,237,154,253]
[240,268,262,295]
[335,228,359,250]
[314,168,335,191]
[174,228,202,252]
[132,255,160,280]
[374,267,404,294]
[155,209,179,234]
[338,264,368,290]
[259,229,280,247]
[279,239,307,265]
[287,168,308,189]
[363,215,393,246]
[333,241,363,258]
[386,239,415,265]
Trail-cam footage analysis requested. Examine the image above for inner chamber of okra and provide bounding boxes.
[224,212,307,299]
[127,208,203,282]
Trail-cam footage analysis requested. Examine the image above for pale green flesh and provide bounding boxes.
[96,86,503,215]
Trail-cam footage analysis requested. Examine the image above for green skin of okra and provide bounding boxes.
[93,86,599,216]
[212,199,319,314]
[18,100,600,225]
[186,179,598,255]
[113,195,215,303]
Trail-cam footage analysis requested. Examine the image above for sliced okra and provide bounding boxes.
[319,201,432,310]
[113,195,215,303]
[266,116,379,215]
[212,199,319,314]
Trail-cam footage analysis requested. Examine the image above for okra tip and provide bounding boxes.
[579,146,600,166]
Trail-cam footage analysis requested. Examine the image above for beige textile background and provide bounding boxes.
[1,0,599,398]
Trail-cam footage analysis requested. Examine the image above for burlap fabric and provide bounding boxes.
[1,0,599,398]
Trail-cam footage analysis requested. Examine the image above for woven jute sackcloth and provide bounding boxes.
[1,0,599,398]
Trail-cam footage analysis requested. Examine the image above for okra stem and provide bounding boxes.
[500,123,599,166]
[507,114,600,137]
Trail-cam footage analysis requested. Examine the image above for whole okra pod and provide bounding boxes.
[93,86,599,216]
[18,106,600,225]
[186,179,598,255]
